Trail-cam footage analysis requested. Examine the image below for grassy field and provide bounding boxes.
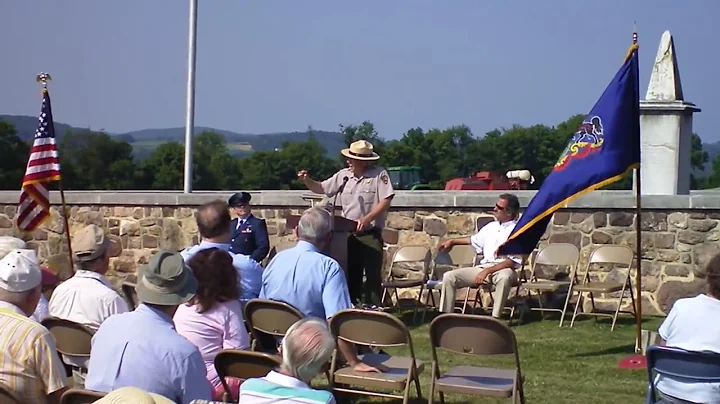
[334,312,662,404]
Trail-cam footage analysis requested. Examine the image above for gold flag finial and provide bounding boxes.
[36,72,52,88]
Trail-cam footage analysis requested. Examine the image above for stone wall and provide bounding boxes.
[1,190,718,316]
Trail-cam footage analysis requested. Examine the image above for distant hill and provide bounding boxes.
[0,115,346,160]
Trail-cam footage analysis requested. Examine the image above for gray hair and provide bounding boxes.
[280,318,336,382]
[297,207,332,245]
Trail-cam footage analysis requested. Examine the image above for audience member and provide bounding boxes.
[654,253,720,403]
[0,249,68,403]
[238,318,337,404]
[174,247,250,401]
[438,193,522,318]
[181,200,263,305]
[261,207,383,373]
[49,224,129,385]
[0,236,52,323]
[85,250,212,404]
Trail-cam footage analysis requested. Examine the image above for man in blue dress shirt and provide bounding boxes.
[85,251,212,404]
[260,207,384,374]
[228,192,270,263]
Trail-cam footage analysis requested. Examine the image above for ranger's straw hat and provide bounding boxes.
[341,140,380,161]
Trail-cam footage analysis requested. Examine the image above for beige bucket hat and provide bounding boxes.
[94,386,175,403]
[341,140,380,161]
[72,224,122,262]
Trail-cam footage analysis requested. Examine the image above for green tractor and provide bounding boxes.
[387,166,431,190]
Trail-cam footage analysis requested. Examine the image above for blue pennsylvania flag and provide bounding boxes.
[497,40,640,256]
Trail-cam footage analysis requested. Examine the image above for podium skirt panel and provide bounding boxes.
[347,229,384,306]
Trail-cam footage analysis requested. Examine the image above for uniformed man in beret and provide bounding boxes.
[228,192,270,263]
[297,140,395,306]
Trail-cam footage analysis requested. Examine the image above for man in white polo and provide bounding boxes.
[437,193,522,318]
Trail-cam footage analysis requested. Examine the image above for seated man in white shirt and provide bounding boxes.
[49,224,129,385]
[437,193,521,318]
[654,253,720,404]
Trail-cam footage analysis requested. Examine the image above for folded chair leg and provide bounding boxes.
[462,288,471,313]
[559,285,574,328]
[570,291,584,328]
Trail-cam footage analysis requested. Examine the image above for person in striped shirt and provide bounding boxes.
[0,249,69,403]
[238,317,337,404]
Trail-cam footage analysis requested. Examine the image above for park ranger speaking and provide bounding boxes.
[297,140,395,307]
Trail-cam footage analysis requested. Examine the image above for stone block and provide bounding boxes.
[689,219,717,233]
[608,212,634,227]
[653,233,675,249]
[667,212,688,229]
[664,264,690,277]
[548,231,581,248]
[570,212,589,224]
[553,212,570,225]
[0,216,12,228]
[382,229,399,245]
[386,214,415,230]
[447,214,475,234]
[678,231,705,245]
[593,212,607,228]
[591,231,613,244]
[423,218,447,237]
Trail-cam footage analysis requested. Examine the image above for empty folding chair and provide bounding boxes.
[570,245,636,330]
[428,313,525,404]
[380,245,432,324]
[519,243,579,327]
[646,346,720,404]
[329,309,424,404]
[244,299,304,351]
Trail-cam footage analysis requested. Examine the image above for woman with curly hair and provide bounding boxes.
[173,247,250,401]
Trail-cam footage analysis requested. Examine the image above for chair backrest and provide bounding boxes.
[214,349,282,381]
[41,317,94,357]
[267,241,297,263]
[244,299,304,338]
[434,245,477,267]
[0,383,20,404]
[121,281,138,310]
[390,245,432,279]
[534,243,580,267]
[429,313,518,357]
[60,388,106,404]
[329,309,411,348]
[588,245,634,266]
[646,346,720,401]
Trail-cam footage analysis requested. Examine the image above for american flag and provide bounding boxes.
[17,89,62,231]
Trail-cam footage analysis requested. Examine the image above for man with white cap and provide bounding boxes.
[85,250,212,404]
[297,139,395,307]
[0,248,69,403]
[0,236,50,323]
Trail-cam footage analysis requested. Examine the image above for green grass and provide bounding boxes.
[334,312,662,404]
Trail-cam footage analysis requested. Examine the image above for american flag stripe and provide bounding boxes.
[17,88,62,232]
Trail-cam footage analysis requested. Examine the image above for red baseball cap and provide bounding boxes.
[40,266,59,287]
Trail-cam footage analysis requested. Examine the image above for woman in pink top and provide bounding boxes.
[173,248,250,401]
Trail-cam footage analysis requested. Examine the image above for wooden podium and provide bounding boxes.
[285,214,356,274]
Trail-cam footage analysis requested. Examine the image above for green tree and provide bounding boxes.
[140,142,185,189]
[58,130,137,190]
[0,121,30,190]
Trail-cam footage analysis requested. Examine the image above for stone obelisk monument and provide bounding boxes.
[637,31,701,195]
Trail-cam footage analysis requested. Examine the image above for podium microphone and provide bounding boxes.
[330,176,349,234]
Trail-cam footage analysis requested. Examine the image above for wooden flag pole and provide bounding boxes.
[37,73,74,276]
[634,168,642,353]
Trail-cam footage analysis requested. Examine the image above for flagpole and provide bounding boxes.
[183,0,198,193]
[36,74,75,276]
[632,25,643,355]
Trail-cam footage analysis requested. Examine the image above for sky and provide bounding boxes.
[1,1,717,141]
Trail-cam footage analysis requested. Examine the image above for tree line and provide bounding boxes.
[0,115,716,191]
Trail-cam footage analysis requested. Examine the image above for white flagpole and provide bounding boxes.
[183,0,198,193]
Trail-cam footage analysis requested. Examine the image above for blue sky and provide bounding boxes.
[1,1,716,141]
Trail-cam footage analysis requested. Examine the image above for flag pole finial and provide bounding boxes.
[35,72,52,89]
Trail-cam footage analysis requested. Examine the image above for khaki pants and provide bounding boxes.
[439,264,517,318]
